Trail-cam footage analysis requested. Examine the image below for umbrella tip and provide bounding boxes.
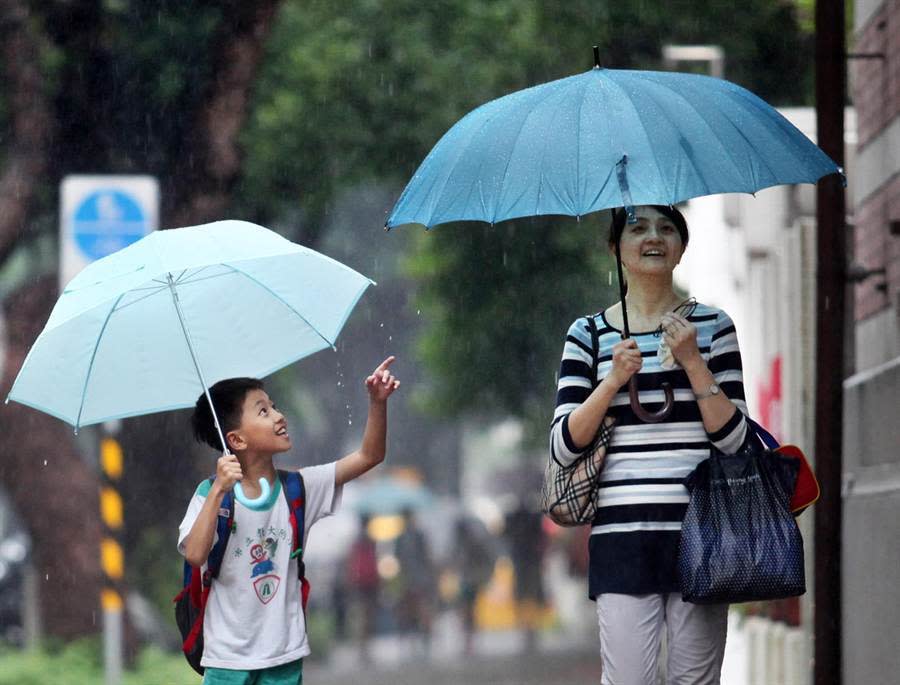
[593,45,601,68]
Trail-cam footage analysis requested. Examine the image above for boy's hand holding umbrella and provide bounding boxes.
[214,453,244,493]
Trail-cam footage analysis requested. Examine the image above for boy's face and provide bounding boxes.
[227,389,292,455]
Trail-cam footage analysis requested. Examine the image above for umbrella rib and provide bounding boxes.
[492,84,566,223]
[75,292,126,430]
[661,78,776,193]
[607,76,672,202]
[111,285,168,313]
[223,264,337,350]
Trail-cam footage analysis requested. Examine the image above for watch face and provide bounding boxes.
[710,384,720,395]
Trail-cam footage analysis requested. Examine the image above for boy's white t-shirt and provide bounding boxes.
[177,462,341,670]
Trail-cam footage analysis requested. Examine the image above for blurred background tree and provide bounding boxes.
[0,0,813,645]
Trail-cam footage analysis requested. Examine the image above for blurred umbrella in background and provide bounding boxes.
[350,476,434,516]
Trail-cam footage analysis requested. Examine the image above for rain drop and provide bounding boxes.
[416,309,421,315]
[348,420,353,426]
[43,459,47,466]
[379,322,384,328]
[388,336,392,341]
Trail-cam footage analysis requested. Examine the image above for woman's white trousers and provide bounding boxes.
[596,593,728,685]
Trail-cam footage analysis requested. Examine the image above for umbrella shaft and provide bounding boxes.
[166,274,229,454]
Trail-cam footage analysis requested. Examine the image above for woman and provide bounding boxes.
[550,205,749,685]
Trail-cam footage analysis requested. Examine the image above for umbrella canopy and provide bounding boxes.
[350,477,434,516]
[7,220,374,429]
[386,66,841,230]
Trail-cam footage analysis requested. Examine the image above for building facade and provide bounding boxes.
[844,1,900,682]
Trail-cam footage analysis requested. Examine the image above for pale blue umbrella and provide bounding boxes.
[386,59,842,421]
[6,220,373,508]
[351,477,434,516]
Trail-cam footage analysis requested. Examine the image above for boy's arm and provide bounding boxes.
[335,357,399,487]
[181,454,242,567]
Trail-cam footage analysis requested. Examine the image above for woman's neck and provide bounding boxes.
[623,276,680,318]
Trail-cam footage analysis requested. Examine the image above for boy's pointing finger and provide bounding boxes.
[374,355,396,373]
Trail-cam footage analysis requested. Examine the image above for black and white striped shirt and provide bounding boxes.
[550,303,749,597]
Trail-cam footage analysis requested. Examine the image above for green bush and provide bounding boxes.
[0,641,197,685]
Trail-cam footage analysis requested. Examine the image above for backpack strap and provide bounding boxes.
[277,470,307,579]
[585,314,600,390]
[278,469,310,610]
[206,477,235,582]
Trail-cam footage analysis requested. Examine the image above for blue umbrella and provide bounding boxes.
[6,220,373,508]
[387,65,841,230]
[386,58,842,421]
[351,477,434,516]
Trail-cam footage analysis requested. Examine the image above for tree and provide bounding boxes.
[0,0,284,640]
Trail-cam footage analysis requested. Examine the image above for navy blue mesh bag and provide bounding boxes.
[677,432,806,604]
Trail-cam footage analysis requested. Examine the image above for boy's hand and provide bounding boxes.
[365,356,400,402]
[215,453,243,492]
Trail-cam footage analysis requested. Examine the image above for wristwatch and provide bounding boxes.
[695,383,721,400]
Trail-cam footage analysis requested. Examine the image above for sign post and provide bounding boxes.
[59,176,158,685]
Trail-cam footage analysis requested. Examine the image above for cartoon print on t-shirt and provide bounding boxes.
[235,527,289,605]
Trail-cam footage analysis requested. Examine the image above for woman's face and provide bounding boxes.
[613,206,685,276]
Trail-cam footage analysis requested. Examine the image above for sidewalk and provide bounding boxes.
[304,609,748,684]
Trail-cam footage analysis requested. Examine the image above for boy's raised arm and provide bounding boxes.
[335,356,400,486]
[182,454,243,567]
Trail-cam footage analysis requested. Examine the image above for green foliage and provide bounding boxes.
[234,0,814,442]
[0,642,194,685]
[406,215,617,432]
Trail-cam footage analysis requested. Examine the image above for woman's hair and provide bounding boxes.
[191,377,265,451]
[607,205,690,249]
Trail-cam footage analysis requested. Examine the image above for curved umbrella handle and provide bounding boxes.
[233,478,271,510]
[628,377,674,423]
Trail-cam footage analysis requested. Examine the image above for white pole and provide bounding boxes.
[103,607,123,685]
[165,273,229,453]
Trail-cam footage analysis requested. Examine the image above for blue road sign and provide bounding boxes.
[72,189,147,260]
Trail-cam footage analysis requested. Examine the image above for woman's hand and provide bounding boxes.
[661,312,703,369]
[364,355,400,402]
[607,338,643,389]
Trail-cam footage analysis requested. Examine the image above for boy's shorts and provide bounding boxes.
[202,659,303,685]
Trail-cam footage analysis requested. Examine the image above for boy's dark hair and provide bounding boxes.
[191,377,265,451]
[608,205,690,249]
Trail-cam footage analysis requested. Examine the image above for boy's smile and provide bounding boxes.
[228,389,292,454]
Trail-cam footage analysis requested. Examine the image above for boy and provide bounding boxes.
[179,356,400,684]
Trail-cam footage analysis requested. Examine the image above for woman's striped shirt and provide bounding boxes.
[550,303,749,597]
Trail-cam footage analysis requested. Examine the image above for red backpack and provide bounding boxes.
[173,470,307,675]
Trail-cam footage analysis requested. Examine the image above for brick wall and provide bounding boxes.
[852,0,900,148]
[853,175,900,320]
[852,0,900,322]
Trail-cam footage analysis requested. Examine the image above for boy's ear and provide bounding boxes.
[226,430,245,452]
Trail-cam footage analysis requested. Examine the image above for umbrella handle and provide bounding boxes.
[628,377,674,423]
[233,478,271,510]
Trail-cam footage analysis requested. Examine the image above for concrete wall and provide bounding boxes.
[842,357,900,683]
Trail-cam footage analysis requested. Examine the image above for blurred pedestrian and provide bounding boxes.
[550,205,750,684]
[453,518,495,655]
[394,508,436,655]
[505,499,546,651]
[346,515,380,662]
